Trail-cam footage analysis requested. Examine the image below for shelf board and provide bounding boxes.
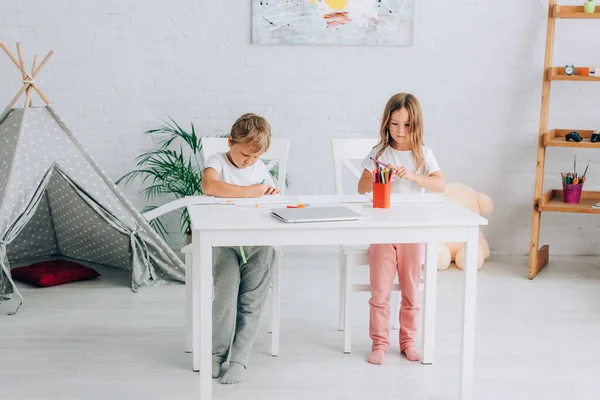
[538,189,600,214]
[548,67,600,81]
[554,5,600,19]
[543,129,600,148]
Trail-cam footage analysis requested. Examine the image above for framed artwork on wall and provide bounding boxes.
[252,0,415,46]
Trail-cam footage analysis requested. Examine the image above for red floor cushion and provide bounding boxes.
[11,259,100,287]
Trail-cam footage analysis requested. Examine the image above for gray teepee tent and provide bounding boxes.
[0,42,185,313]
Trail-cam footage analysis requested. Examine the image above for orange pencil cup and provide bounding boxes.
[373,182,391,208]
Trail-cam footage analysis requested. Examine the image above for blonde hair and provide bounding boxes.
[229,113,271,153]
[375,93,426,174]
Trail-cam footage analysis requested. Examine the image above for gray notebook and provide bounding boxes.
[270,206,362,223]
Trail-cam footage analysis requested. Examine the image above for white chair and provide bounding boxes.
[331,138,425,354]
[181,137,289,366]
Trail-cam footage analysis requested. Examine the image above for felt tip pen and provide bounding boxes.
[370,157,388,168]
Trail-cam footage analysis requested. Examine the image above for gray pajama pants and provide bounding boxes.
[212,245,275,367]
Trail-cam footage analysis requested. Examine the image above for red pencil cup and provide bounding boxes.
[562,181,583,204]
[373,182,391,208]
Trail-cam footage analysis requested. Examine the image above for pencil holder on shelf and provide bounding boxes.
[373,182,391,208]
[562,181,583,204]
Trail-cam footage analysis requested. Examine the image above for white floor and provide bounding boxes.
[1,253,599,400]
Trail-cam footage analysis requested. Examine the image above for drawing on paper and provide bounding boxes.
[252,0,415,46]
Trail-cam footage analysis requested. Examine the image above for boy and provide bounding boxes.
[202,113,279,384]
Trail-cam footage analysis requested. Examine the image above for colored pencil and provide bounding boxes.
[370,157,387,168]
[582,161,590,179]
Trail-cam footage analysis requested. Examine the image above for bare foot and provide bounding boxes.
[402,346,422,362]
[221,362,246,384]
[367,349,386,365]
[212,361,222,379]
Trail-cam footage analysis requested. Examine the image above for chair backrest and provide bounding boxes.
[200,137,290,194]
[331,138,379,195]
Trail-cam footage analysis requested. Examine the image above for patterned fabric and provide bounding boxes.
[0,110,21,202]
[6,194,59,262]
[0,106,186,308]
[46,172,131,269]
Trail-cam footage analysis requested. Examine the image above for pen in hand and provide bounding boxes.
[370,157,388,168]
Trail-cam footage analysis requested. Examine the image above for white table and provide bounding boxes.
[188,194,487,400]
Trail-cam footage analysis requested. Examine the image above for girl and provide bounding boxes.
[357,93,445,365]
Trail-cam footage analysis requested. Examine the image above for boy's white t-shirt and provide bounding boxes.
[204,152,275,187]
[360,144,440,194]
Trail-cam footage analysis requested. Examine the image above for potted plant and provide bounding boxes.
[117,117,289,243]
[584,0,596,13]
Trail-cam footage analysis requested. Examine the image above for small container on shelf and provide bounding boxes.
[561,156,590,204]
[584,0,596,14]
[562,179,583,204]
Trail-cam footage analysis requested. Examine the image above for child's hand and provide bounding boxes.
[395,166,415,181]
[264,186,280,195]
[247,183,280,197]
[247,183,269,197]
[386,164,405,180]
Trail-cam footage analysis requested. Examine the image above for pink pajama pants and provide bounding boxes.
[368,243,425,353]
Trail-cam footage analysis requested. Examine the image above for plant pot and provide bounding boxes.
[584,0,596,13]
[185,230,192,244]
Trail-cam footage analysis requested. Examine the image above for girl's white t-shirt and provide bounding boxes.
[360,144,441,194]
[204,152,275,187]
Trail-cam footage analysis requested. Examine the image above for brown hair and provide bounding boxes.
[375,93,425,174]
[229,113,271,153]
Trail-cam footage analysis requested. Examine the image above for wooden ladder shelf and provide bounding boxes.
[529,1,600,279]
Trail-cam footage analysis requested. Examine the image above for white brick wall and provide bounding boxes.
[2,0,600,256]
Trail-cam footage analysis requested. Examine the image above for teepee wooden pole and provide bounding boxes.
[6,85,28,110]
[24,85,33,109]
[32,50,53,77]
[29,55,38,107]
[30,50,52,105]
[16,42,26,81]
[31,56,38,77]
[33,84,50,105]
[1,42,53,107]
[0,42,21,69]
[0,42,51,79]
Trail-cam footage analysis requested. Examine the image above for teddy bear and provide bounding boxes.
[437,183,493,270]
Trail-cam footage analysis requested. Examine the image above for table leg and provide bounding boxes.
[421,241,437,365]
[194,232,213,399]
[459,227,478,400]
[342,260,352,354]
[338,245,345,332]
[191,246,200,371]
[185,251,193,353]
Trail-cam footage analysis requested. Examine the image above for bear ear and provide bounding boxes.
[477,193,493,215]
